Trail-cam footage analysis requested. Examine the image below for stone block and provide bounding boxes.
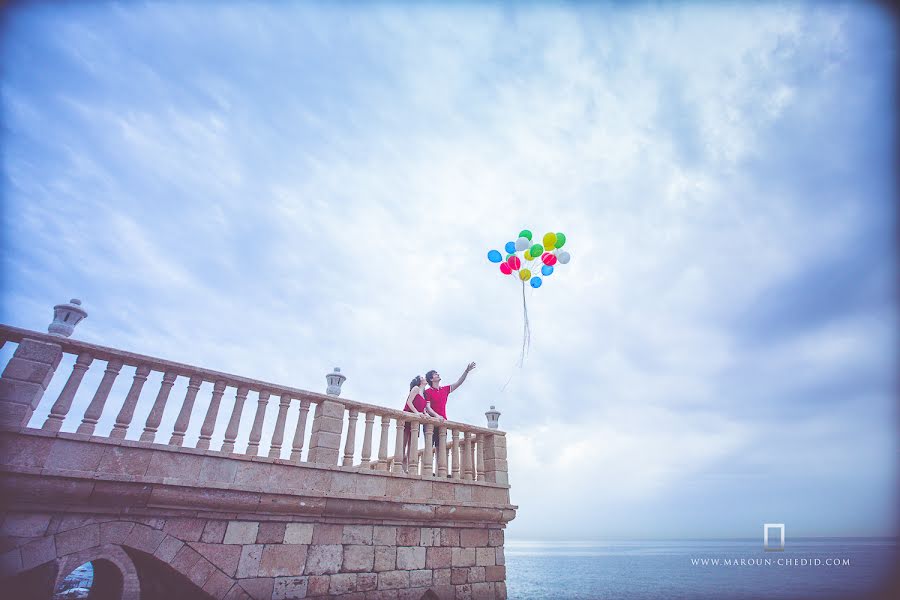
[330,471,357,494]
[373,526,396,546]
[440,528,460,547]
[374,546,396,572]
[257,522,286,544]
[0,399,30,430]
[496,581,507,600]
[170,544,203,573]
[432,482,456,502]
[409,569,432,588]
[284,523,313,545]
[96,446,151,477]
[471,582,495,600]
[459,529,489,548]
[307,575,330,596]
[11,339,63,366]
[202,520,229,543]
[47,439,106,472]
[451,568,467,585]
[312,523,343,544]
[224,521,260,545]
[187,557,217,588]
[433,568,451,586]
[377,570,410,590]
[259,544,307,577]
[453,485,472,502]
[343,544,375,572]
[455,583,472,600]
[420,528,440,547]
[365,591,399,600]
[164,517,207,542]
[236,544,263,578]
[199,456,240,484]
[2,357,56,388]
[273,576,308,600]
[0,548,22,578]
[475,548,495,567]
[20,536,55,569]
[154,536,184,563]
[399,588,432,600]
[484,565,505,582]
[396,526,419,546]
[342,525,373,545]
[203,570,236,599]
[357,572,378,591]
[330,573,358,595]
[240,577,275,600]
[0,513,52,537]
[387,478,432,500]
[223,584,251,600]
[192,542,242,577]
[100,521,134,545]
[356,475,387,497]
[467,567,485,583]
[304,544,342,575]
[451,548,475,567]
[396,546,426,570]
[0,435,53,468]
[55,524,100,556]
[146,450,203,480]
[426,547,452,569]
[495,547,504,566]
[488,530,503,547]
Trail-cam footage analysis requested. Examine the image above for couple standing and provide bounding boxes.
[402,362,476,473]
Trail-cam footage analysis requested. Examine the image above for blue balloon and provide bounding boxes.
[487,249,502,263]
[504,241,516,254]
[541,264,554,276]
[530,277,542,288]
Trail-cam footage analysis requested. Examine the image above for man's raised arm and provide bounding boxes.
[449,362,476,392]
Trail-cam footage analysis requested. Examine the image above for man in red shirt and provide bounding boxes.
[424,362,476,421]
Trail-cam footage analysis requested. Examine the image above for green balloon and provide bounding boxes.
[555,232,566,248]
[518,229,533,241]
[506,253,514,261]
[530,243,544,256]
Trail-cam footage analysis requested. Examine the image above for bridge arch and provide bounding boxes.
[54,544,139,600]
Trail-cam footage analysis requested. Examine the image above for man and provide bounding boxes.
[424,362,476,422]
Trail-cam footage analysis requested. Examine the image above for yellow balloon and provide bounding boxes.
[524,249,533,261]
[543,232,557,249]
[519,268,531,281]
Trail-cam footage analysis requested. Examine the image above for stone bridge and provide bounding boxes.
[0,304,514,600]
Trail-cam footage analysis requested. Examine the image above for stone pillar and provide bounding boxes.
[246,390,271,456]
[268,393,292,458]
[109,365,151,439]
[306,399,344,465]
[392,417,406,474]
[437,425,448,477]
[423,422,435,477]
[76,359,124,435]
[359,411,375,468]
[196,381,227,450]
[140,371,177,443]
[169,376,203,446]
[220,386,249,454]
[376,414,390,471]
[482,433,509,485]
[342,408,359,466]
[0,338,64,430]
[290,398,311,462]
[42,352,92,433]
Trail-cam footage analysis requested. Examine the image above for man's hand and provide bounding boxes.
[466,362,476,372]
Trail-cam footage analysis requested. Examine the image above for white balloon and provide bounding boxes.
[515,237,530,251]
[558,251,571,264]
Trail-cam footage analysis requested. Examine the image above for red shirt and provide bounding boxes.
[404,392,426,413]
[424,385,451,419]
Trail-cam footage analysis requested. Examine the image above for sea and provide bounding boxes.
[505,538,898,600]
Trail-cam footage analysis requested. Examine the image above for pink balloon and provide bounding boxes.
[507,255,521,270]
[542,253,557,266]
[500,263,512,275]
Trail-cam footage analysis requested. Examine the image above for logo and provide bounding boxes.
[763,523,785,552]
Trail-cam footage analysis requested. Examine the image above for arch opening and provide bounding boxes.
[53,559,123,600]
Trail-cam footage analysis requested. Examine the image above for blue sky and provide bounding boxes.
[1,2,896,540]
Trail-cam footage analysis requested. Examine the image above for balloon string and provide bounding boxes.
[519,280,531,367]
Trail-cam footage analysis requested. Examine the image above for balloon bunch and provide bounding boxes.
[487,229,572,366]
[487,229,571,289]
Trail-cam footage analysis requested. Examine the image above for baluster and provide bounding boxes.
[268,393,292,458]
[392,417,406,473]
[375,414,390,471]
[437,425,448,477]
[290,399,311,462]
[417,448,424,475]
[76,359,124,435]
[43,353,94,432]
[408,418,420,474]
[246,390,270,455]
[476,433,486,481]
[342,408,359,466]
[140,371,178,442]
[169,375,202,446]
[359,412,375,469]
[451,429,462,479]
[196,380,227,450]
[423,422,435,477]
[220,386,249,453]
[109,365,151,439]
[463,433,474,480]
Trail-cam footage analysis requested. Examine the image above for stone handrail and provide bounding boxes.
[0,324,508,485]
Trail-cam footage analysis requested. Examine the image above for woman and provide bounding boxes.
[402,375,441,473]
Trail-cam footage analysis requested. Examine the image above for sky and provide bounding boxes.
[1,2,896,540]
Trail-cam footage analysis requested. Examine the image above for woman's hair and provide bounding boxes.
[409,375,423,391]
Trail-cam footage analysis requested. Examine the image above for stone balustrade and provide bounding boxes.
[0,324,509,485]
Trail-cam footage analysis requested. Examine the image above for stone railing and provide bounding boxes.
[0,324,508,486]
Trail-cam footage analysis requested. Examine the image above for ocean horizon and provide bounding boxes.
[504,537,898,599]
